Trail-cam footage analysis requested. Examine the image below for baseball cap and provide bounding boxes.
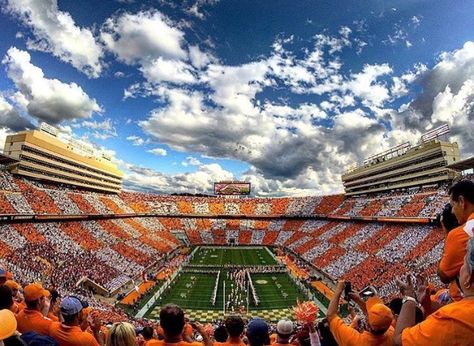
[366,297,393,331]
[276,320,294,335]
[247,318,269,340]
[4,280,21,291]
[0,268,6,278]
[24,283,50,302]
[60,296,86,316]
[0,309,17,340]
[430,288,451,305]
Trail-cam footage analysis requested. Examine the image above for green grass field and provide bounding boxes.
[144,247,308,322]
[189,246,277,266]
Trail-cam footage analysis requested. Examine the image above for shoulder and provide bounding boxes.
[328,315,344,329]
[446,225,468,241]
[79,330,100,345]
[443,226,470,251]
[433,299,474,317]
[329,316,360,341]
[48,322,61,333]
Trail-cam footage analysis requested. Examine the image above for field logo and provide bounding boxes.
[255,280,268,285]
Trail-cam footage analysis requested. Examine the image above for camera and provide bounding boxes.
[344,282,352,301]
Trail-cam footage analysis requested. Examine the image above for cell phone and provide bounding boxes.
[344,282,352,301]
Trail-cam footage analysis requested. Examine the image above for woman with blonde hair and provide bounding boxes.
[107,322,138,346]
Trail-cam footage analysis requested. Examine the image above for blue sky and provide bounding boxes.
[0,0,473,196]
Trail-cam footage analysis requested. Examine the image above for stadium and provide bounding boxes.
[0,121,474,345]
[1,1,474,344]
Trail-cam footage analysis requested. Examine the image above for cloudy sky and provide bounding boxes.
[0,0,473,196]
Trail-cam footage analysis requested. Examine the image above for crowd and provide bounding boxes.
[0,171,455,221]
[1,173,474,345]
[0,218,179,298]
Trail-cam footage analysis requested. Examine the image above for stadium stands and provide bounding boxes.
[1,170,469,345]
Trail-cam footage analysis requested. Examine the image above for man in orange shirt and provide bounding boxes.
[221,315,245,346]
[438,180,474,300]
[394,236,474,345]
[246,318,270,346]
[48,296,104,346]
[328,281,394,345]
[15,283,53,336]
[157,304,211,346]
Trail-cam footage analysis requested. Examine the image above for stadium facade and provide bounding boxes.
[342,139,460,196]
[3,128,123,193]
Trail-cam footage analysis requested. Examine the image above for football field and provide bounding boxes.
[144,246,309,322]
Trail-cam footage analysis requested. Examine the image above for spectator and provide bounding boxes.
[439,203,459,233]
[327,281,394,345]
[142,326,159,346]
[438,180,474,300]
[159,304,211,346]
[48,296,103,346]
[15,283,52,336]
[272,320,293,346]
[395,238,474,344]
[213,325,228,343]
[246,319,270,346]
[0,309,26,346]
[223,315,245,346]
[106,322,136,346]
[0,286,14,311]
[315,319,336,346]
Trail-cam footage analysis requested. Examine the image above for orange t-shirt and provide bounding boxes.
[16,309,53,335]
[329,316,394,346]
[48,311,60,322]
[153,341,203,346]
[49,322,100,346]
[401,299,474,345]
[86,325,109,342]
[145,339,162,346]
[439,213,474,300]
[217,341,246,346]
[14,301,26,312]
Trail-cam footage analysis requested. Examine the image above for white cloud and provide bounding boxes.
[0,95,33,130]
[186,0,220,19]
[343,63,392,107]
[182,156,201,166]
[431,82,474,147]
[140,58,197,84]
[391,64,426,98]
[137,33,402,194]
[123,161,233,194]
[147,148,167,156]
[0,127,14,152]
[189,45,215,69]
[126,26,474,195]
[3,47,102,124]
[393,41,474,156]
[126,135,146,146]
[411,16,421,27]
[203,61,270,115]
[81,118,117,140]
[5,0,103,78]
[101,10,187,65]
